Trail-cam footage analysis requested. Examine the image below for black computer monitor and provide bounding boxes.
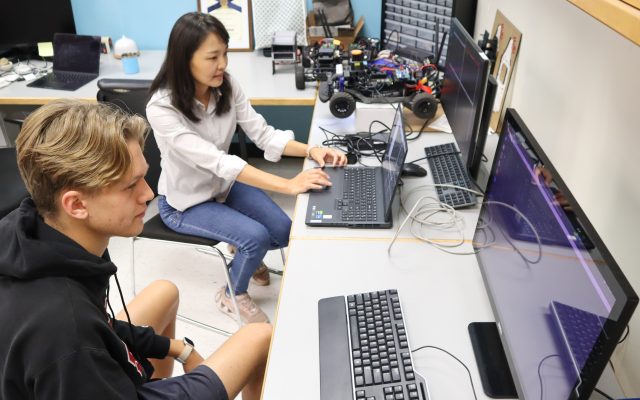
[471,108,638,399]
[440,18,493,180]
[0,0,76,58]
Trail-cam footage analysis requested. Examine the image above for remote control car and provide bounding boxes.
[294,37,380,90]
[318,52,439,120]
[294,38,344,89]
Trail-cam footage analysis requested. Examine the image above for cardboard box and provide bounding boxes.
[306,13,364,48]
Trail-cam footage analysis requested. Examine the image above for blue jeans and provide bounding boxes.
[158,183,291,294]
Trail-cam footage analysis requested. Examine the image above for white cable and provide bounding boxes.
[388,184,481,255]
[387,183,544,264]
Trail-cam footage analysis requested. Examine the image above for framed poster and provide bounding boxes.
[198,0,253,51]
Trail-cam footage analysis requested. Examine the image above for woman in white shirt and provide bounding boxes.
[147,12,346,324]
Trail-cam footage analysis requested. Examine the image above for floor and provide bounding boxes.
[106,156,303,386]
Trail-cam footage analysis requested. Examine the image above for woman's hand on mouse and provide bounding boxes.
[288,168,332,195]
[308,146,348,167]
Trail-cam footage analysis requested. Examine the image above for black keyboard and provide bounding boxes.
[319,289,429,400]
[52,71,94,82]
[550,301,607,375]
[340,168,378,222]
[424,143,476,208]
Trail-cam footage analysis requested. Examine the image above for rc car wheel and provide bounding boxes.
[329,92,356,118]
[295,64,305,90]
[410,92,438,120]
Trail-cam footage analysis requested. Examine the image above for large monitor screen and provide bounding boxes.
[0,0,76,54]
[473,109,637,399]
[440,18,491,179]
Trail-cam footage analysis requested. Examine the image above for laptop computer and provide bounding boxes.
[27,33,101,91]
[305,105,407,228]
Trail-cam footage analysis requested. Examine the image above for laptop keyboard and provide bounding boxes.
[52,71,93,82]
[319,289,429,400]
[424,143,476,208]
[338,168,378,221]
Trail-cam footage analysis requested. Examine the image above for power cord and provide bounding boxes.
[388,184,484,255]
[318,125,389,165]
[411,345,478,400]
[388,189,544,263]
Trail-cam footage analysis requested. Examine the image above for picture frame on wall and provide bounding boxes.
[198,0,253,51]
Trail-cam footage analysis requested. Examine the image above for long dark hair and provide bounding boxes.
[149,12,231,122]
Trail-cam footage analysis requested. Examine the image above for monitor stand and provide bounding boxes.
[468,322,518,398]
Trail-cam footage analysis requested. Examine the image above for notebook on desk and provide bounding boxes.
[305,105,407,228]
[27,33,101,91]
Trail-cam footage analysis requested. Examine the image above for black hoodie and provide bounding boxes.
[0,198,170,399]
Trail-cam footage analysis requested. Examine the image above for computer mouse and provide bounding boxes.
[401,163,427,177]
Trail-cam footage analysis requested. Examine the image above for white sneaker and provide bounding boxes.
[215,286,270,324]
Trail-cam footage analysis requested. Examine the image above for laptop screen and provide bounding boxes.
[473,109,637,399]
[381,106,408,220]
[53,33,101,74]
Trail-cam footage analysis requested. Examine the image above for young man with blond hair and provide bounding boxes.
[0,99,270,400]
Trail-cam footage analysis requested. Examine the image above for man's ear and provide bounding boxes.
[59,190,89,220]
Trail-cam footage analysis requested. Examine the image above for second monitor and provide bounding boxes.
[440,18,495,180]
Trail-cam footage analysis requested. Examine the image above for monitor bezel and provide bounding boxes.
[381,105,408,222]
[473,108,638,399]
[440,18,491,178]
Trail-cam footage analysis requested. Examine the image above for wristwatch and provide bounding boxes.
[175,337,194,364]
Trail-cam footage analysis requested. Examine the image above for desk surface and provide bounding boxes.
[263,98,624,400]
[290,100,483,242]
[0,50,317,106]
[264,99,497,399]
[264,238,494,400]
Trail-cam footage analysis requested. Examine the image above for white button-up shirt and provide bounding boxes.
[146,75,294,211]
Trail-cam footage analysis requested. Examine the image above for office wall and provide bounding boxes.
[72,0,382,50]
[475,1,640,395]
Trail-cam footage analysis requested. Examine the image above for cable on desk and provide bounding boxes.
[411,345,478,400]
[318,125,388,165]
[405,115,433,142]
[388,184,483,255]
[406,155,428,165]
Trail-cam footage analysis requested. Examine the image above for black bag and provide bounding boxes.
[312,0,353,26]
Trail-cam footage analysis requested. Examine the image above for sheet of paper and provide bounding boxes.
[37,42,54,58]
[427,113,452,133]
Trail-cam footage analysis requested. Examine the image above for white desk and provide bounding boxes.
[0,50,316,106]
[0,50,317,146]
[290,100,483,242]
[263,98,624,400]
[263,238,494,400]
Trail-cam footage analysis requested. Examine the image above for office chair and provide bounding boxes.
[97,78,246,334]
[0,146,29,219]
